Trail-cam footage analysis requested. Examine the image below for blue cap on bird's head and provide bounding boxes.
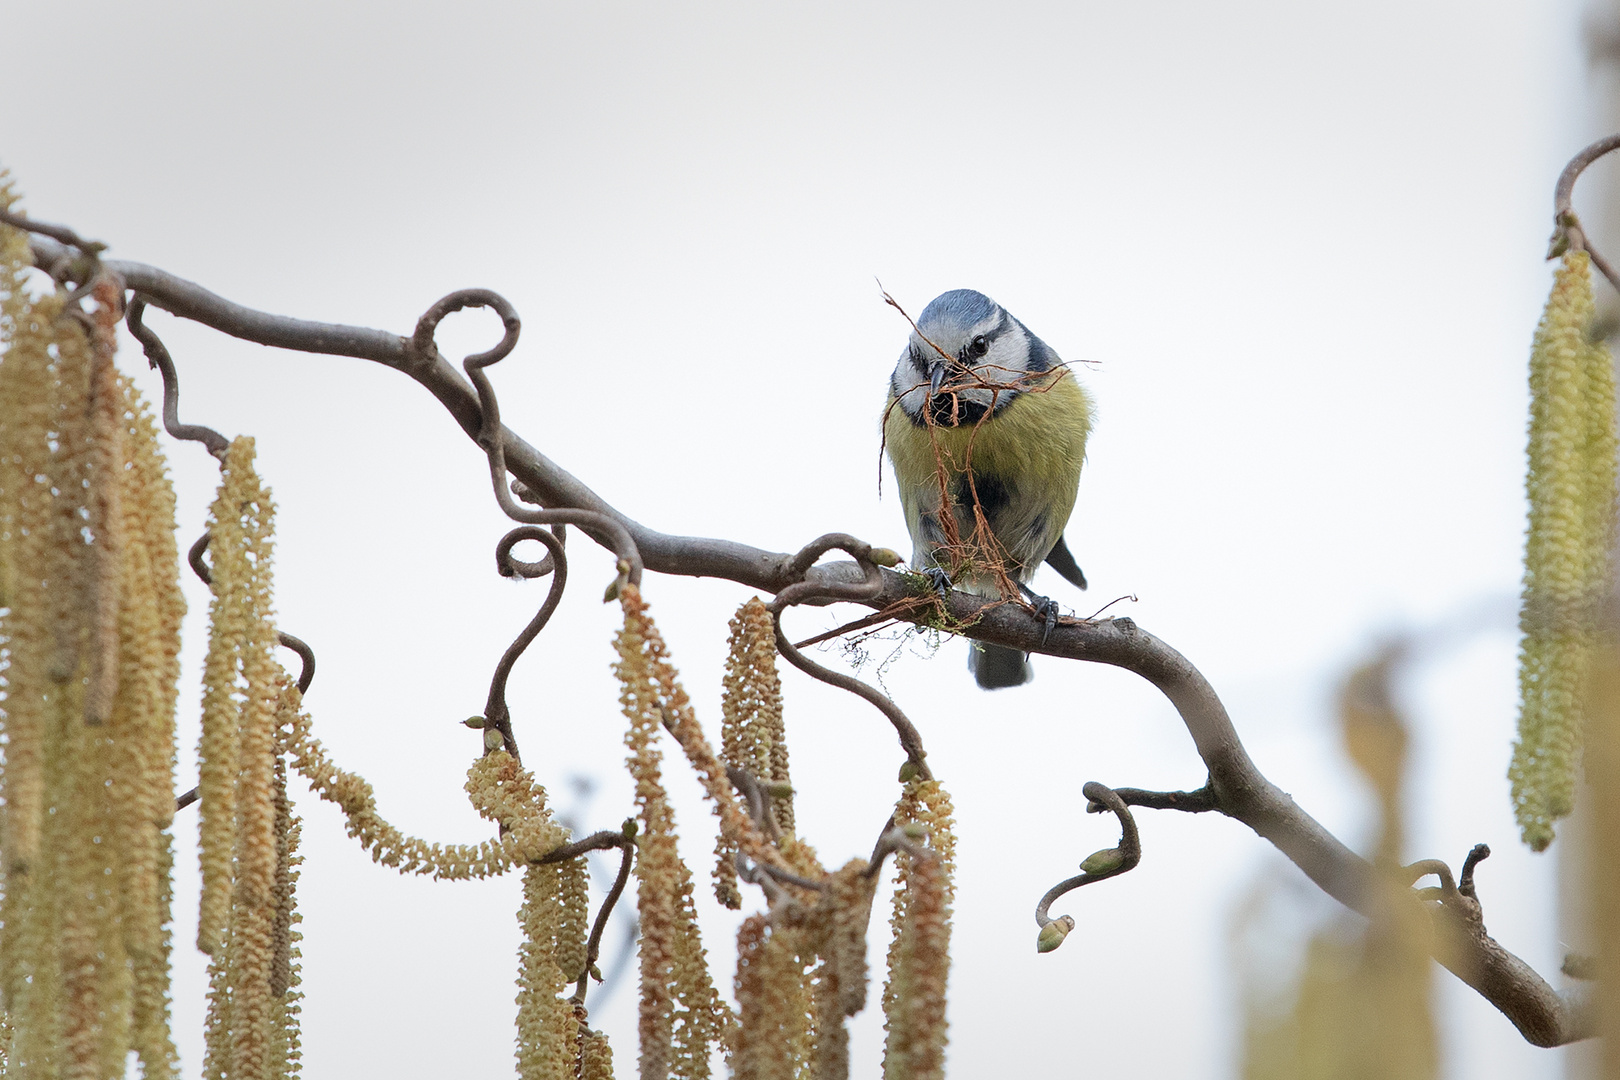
[917,289,1001,335]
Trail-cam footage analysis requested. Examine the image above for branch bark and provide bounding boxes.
[24,235,1594,1047]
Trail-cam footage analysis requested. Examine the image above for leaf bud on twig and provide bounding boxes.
[1036,915,1075,954]
[1080,848,1125,875]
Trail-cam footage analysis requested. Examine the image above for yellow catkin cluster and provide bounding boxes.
[516,861,576,1080]
[208,755,305,1080]
[197,436,278,957]
[268,760,304,1079]
[0,188,186,1079]
[730,914,810,1080]
[1511,249,1620,851]
[614,584,733,1080]
[555,857,590,987]
[731,857,878,1080]
[196,438,301,1080]
[577,1025,615,1080]
[276,689,564,877]
[714,599,797,909]
[809,858,878,1080]
[281,686,573,1079]
[881,780,956,1080]
[1240,654,1435,1080]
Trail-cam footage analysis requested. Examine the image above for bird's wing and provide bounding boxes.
[1044,535,1088,591]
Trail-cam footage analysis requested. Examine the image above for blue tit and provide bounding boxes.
[883,288,1093,689]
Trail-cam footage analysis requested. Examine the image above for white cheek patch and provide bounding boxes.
[974,324,1030,388]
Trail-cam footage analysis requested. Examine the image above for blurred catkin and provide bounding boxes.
[1240,651,1435,1080]
[1512,250,1619,850]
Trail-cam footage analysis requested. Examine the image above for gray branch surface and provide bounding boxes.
[28,235,1594,1047]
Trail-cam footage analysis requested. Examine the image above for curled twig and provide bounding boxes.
[410,290,645,582]
[500,523,565,579]
[277,632,317,697]
[1402,858,1457,897]
[1549,134,1620,294]
[1034,782,1142,952]
[479,526,569,762]
[176,534,316,812]
[1458,843,1490,900]
[185,532,315,694]
[1405,843,1493,926]
[767,534,932,779]
[126,296,230,458]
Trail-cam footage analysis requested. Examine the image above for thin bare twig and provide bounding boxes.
[1106,784,1218,814]
[565,826,636,1003]
[479,526,569,762]
[1035,782,1142,934]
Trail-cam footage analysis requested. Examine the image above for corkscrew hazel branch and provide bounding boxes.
[20,210,1599,1046]
[1034,783,1142,953]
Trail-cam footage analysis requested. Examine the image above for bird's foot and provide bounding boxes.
[1017,583,1061,646]
[922,566,952,599]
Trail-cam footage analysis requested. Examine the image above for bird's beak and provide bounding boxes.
[928,359,947,395]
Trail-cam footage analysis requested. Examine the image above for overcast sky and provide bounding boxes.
[0,2,1602,1076]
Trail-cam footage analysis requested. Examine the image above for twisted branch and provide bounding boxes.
[766,533,932,779]
[1033,782,1142,953]
[20,219,1594,1045]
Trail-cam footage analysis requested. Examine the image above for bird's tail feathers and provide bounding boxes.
[969,641,1033,689]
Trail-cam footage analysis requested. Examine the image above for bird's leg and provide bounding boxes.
[922,566,952,599]
[1017,581,1060,646]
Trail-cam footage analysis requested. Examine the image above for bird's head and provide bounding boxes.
[889,289,1058,427]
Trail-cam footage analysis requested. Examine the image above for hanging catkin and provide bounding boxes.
[714,599,798,909]
[881,780,956,1080]
[614,583,734,1080]
[1510,249,1620,850]
[0,178,185,1079]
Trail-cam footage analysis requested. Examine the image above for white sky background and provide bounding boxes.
[0,1,1602,1076]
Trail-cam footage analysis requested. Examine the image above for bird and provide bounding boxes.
[883,288,1093,689]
